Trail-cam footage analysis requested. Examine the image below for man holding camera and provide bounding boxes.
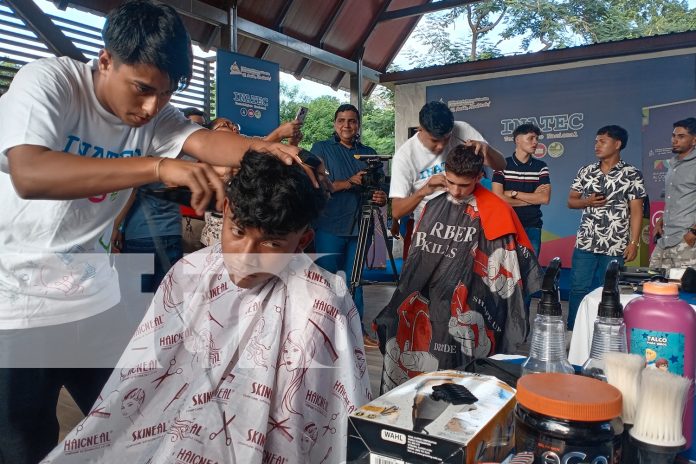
[567,125,645,330]
[311,104,386,347]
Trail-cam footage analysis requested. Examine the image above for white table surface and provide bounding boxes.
[568,286,696,365]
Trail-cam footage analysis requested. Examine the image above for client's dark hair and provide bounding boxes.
[181,107,207,122]
[227,151,327,234]
[445,145,484,178]
[102,0,193,91]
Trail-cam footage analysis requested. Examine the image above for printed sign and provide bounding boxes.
[217,50,280,137]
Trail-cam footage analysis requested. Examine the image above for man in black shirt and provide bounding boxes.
[492,123,551,258]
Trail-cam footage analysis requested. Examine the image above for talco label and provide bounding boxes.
[630,328,685,375]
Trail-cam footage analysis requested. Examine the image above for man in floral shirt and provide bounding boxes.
[567,125,646,330]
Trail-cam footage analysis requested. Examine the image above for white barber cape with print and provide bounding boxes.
[42,244,371,464]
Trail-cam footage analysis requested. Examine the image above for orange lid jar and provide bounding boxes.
[514,373,623,463]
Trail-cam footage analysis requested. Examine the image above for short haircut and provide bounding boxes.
[102,0,193,91]
[419,101,454,138]
[597,125,628,150]
[334,104,360,120]
[445,145,484,178]
[181,107,207,123]
[513,123,541,139]
[673,117,696,136]
[227,152,327,235]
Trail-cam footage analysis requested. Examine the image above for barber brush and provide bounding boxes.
[629,369,691,463]
[604,352,644,463]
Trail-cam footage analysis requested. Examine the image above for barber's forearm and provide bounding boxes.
[184,129,258,167]
[485,146,506,171]
[391,194,424,219]
[8,146,161,199]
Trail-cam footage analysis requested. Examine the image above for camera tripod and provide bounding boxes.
[349,200,399,298]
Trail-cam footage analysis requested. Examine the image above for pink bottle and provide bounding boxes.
[624,282,696,449]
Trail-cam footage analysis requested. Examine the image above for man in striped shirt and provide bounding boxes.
[492,123,551,258]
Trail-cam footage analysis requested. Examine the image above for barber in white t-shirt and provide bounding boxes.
[0,2,314,462]
[390,101,505,225]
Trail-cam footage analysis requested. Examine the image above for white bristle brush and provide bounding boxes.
[630,369,691,447]
[604,352,644,425]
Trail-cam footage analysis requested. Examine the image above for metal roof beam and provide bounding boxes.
[317,1,348,48]
[6,0,86,62]
[330,71,345,90]
[293,57,310,79]
[236,17,380,82]
[379,0,483,23]
[275,0,295,30]
[166,0,228,25]
[52,0,70,10]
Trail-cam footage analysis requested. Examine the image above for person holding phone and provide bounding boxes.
[566,125,646,330]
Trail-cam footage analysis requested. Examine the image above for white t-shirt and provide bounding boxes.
[389,121,485,221]
[0,56,200,329]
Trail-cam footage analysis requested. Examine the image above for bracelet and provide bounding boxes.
[629,239,639,246]
[154,157,166,182]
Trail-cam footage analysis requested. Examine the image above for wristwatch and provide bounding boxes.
[511,190,518,199]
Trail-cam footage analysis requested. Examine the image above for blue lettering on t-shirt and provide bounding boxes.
[419,162,446,180]
[63,135,142,159]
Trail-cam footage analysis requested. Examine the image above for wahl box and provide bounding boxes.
[347,370,515,463]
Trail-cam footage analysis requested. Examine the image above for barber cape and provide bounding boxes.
[43,244,371,464]
[375,185,543,393]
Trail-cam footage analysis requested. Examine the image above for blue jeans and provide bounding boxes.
[123,235,183,293]
[524,227,542,258]
[313,229,370,324]
[568,248,624,330]
[523,227,542,323]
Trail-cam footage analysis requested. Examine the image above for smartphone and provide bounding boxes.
[295,106,309,124]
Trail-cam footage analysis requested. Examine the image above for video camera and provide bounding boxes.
[353,154,392,193]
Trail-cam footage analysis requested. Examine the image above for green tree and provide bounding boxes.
[279,82,395,153]
[361,86,395,154]
[401,0,696,66]
[0,58,20,95]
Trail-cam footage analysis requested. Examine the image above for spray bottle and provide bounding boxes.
[521,257,574,376]
[581,260,628,381]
